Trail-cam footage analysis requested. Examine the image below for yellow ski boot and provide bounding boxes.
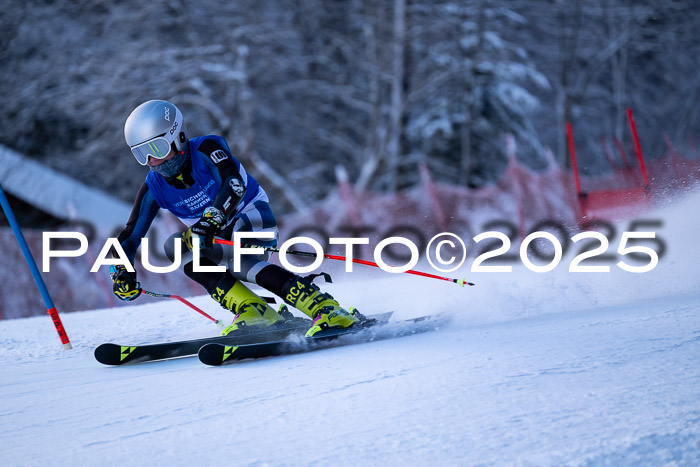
[281,276,358,337]
[211,275,285,336]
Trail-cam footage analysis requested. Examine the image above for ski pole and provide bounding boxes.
[141,289,225,328]
[213,239,474,287]
[0,183,72,349]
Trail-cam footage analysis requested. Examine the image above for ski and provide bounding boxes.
[197,313,446,366]
[94,312,394,365]
[94,317,312,365]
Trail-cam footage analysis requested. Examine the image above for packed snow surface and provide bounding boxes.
[2,189,700,466]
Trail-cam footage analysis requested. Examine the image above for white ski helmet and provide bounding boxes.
[124,100,188,165]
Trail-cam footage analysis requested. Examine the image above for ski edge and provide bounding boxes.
[198,312,446,366]
[94,312,395,365]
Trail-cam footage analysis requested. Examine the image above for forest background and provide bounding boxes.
[1,0,698,215]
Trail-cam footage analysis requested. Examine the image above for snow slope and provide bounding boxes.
[2,189,700,466]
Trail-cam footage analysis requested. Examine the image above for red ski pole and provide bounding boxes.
[141,289,224,327]
[214,239,474,287]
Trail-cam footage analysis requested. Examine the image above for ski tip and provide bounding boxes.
[94,343,117,365]
[198,343,238,366]
[456,278,475,287]
[94,343,138,366]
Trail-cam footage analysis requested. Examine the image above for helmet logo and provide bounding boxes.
[169,121,179,135]
[164,106,171,121]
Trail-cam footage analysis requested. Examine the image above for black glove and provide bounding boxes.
[110,265,142,301]
[183,206,226,250]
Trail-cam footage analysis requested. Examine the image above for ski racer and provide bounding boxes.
[110,99,359,336]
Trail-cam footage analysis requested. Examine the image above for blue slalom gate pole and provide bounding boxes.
[0,183,72,349]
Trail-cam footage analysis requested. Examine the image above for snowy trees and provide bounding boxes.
[405,1,548,187]
[1,0,698,211]
[522,0,699,171]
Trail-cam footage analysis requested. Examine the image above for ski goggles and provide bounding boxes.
[130,136,173,165]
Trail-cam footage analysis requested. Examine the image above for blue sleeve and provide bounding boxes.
[117,183,161,264]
